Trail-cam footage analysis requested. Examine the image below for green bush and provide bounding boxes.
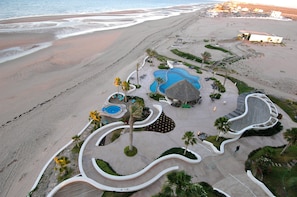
[148,92,165,101]
[158,64,170,69]
[210,93,221,99]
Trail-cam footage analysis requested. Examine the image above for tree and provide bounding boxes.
[201,51,211,68]
[128,101,143,151]
[114,77,121,93]
[182,131,197,155]
[54,156,70,176]
[89,110,101,129]
[153,171,207,197]
[280,128,297,155]
[155,77,164,93]
[72,135,81,148]
[136,63,140,86]
[146,48,156,66]
[214,117,230,141]
[121,81,130,102]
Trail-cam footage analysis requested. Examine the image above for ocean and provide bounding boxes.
[0,0,224,63]
[0,0,222,19]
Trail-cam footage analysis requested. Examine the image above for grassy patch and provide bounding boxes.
[205,136,228,150]
[96,159,121,176]
[159,147,197,159]
[268,95,297,122]
[245,145,297,197]
[111,129,122,142]
[171,49,204,63]
[102,191,135,197]
[205,44,233,55]
[124,146,137,157]
[227,76,255,94]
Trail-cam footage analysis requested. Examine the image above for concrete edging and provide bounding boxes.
[247,170,275,197]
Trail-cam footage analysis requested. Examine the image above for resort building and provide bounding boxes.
[238,30,283,43]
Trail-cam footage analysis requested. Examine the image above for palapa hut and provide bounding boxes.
[165,79,201,105]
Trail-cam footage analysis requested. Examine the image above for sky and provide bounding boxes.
[232,0,297,8]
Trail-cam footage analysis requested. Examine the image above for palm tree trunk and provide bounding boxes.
[183,146,188,155]
[129,116,134,151]
[280,142,291,155]
[216,131,221,141]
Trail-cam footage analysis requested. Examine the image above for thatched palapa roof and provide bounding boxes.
[165,80,200,103]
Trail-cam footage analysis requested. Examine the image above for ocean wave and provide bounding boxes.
[0,42,52,64]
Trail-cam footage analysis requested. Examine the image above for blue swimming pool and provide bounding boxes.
[102,105,121,114]
[150,68,200,93]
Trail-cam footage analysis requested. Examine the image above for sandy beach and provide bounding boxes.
[0,3,297,196]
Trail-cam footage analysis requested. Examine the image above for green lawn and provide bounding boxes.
[246,145,297,197]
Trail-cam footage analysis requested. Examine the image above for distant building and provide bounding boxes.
[238,30,283,44]
[270,11,282,18]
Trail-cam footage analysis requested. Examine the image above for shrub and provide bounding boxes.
[210,93,221,99]
[158,64,169,69]
[148,92,165,101]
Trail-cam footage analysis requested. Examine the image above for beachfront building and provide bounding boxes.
[238,30,283,43]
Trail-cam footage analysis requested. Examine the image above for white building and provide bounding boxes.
[238,30,283,43]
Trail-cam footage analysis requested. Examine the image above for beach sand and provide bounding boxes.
[0,4,297,196]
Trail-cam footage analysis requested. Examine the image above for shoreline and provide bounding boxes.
[0,3,297,196]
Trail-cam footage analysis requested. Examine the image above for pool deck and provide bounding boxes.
[50,60,288,197]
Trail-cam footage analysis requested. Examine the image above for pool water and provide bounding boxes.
[102,105,121,114]
[150,68,200,93]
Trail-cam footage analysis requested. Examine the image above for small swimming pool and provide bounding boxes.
[102,105,121,114]
[150,68,200,93]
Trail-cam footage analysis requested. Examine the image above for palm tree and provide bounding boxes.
[89,110,101,129]
[128,102,143,151]
[182,131,197,155]
[136,63,140,86]
[214,117,230,141]
[146,48,153,65]
[54,156,70,175]
[280,128,297,155]
[201,51,211,68]
[114,77,121,93]
[155,77,164,93]
[72,135,81,148]
[121,81,130,102]
[153,171,207,197]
